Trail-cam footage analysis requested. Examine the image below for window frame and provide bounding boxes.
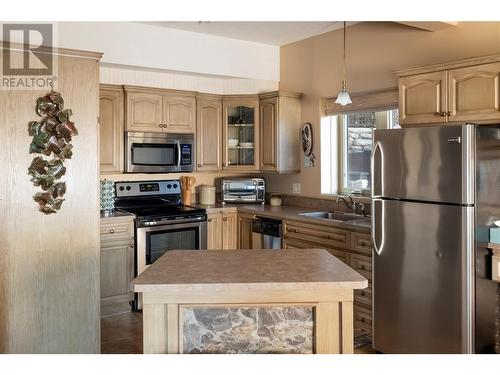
[321,107,398,196]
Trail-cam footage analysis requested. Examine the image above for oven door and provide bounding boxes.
[126,132,179,173]
[136,220,207,275]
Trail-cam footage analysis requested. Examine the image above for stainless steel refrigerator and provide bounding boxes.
[372,124,500,354]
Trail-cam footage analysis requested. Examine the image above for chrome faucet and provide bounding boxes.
[336,194,354,210]
[336,194,367,216]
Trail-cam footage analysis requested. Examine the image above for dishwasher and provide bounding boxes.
[251,216,282,249]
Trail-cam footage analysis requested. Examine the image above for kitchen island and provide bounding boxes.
[133,249,367,354]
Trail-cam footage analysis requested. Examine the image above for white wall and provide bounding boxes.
[99,64,278,94]
[56,22,279,81]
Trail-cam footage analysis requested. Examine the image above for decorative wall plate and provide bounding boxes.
[301,122,313,156]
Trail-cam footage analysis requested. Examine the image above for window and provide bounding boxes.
[321,108,399,195]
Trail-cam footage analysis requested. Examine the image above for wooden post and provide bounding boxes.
[315,302,340,354]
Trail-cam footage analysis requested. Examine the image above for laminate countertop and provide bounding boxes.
[100,209,135,219]
[192,203,371,232]
[133,249,368,294]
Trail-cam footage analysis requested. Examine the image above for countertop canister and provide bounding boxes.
[199,185,216,205]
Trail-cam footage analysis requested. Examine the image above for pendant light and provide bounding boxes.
[335,21,352,106]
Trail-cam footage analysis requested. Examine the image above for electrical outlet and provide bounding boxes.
[292,183,301,194]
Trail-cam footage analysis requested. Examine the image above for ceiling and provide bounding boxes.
[141,21,359,46]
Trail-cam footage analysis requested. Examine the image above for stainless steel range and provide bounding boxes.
[115,180,207,309]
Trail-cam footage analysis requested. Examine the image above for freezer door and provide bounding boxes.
[372,198,474,353]
[372,124,475,205]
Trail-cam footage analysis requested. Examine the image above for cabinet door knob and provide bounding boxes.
[130,243,134,248]
[109,229,115,234]
[223,217,228,221]
[159,124,163,127]
[197,164,201,167]
[208,219,213,222]
[438,111,447,117]
[447,111,452,116]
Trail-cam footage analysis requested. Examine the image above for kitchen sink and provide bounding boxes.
[298,211,364,221]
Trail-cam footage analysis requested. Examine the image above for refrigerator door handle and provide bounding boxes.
[372,198,384,255]
[371,141,383,198]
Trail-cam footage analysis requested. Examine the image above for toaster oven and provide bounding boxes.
[221,178,265,204]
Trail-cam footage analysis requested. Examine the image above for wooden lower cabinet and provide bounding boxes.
[206,211,238,250]
[222,212,238,250]
[283,219,373,339]
[100,215,135,316]
[283,237,350,265]
[238,213,254,249]
[354,305,372,337]
[207,213,223,250]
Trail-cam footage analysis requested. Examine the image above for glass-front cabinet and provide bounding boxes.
[223,97,260,171]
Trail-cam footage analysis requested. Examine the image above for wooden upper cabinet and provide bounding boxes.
[396,54,500,126]
[260,97,278,171]
[163,95,196,133]
[448,62,500,122]
[222,97,260,171]
[125,87,196,133]
[398,71,448,125]
[196,97,222,171]
[259,92,302,173]
[126,91,163,132]
[99,85,124,174]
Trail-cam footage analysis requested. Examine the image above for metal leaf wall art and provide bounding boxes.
[27,89,78,214]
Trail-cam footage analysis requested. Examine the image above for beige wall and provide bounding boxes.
[266,21,500,197]
[0,51,101,353]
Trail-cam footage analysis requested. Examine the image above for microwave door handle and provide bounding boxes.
[176,140,181,169]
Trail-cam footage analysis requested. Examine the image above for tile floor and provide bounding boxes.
[101,311,375,354]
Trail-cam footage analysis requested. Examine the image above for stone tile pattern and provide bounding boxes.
[182,306,314,354]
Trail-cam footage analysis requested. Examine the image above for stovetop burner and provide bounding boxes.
[114,180,206,224]
[121,204,206,220]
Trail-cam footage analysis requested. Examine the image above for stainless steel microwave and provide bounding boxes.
[125,132,195,173]
[221,178,265,204]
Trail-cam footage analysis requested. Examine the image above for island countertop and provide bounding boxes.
[133,249,368,293]
[134,249,368,354]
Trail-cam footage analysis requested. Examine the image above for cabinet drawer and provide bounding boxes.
[100,218,134,242]
[351,231,373,255]
[354,305,372,335]
[354,282,372,308]
[283,238,350,265]
[350,253,372,280]
[284,221,350,249]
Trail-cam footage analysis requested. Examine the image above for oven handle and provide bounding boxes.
[176,140,181,169]
[137,220,206,233]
